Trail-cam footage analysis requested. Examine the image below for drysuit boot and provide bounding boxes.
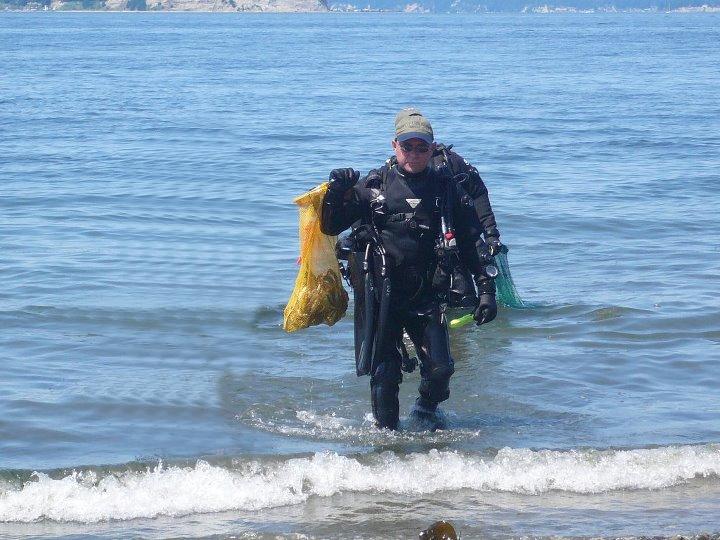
[409,396,446,431]
[413,396,437,415]
[371,382,400,430]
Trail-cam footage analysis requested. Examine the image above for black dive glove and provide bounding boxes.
[487,238,506,257]
[473,293,497,326]
[473,276,497,326]
[328,168,359,194]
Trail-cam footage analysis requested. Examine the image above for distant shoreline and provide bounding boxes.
[4,5,720,11]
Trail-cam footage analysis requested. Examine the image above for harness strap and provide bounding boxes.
[385,212,416,223]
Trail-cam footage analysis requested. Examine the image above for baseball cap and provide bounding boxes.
[394,108,434,144]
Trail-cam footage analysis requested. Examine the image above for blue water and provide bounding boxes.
[1,11,720,539]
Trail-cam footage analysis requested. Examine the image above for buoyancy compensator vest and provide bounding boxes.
[335,145,482,376]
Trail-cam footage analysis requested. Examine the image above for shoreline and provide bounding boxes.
[4,5,720,11]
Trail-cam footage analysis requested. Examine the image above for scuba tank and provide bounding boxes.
[337,186,395,377]
[432,145,493,309]
[356,242,376,376]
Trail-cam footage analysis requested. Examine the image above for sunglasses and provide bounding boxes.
[399,141,431,154]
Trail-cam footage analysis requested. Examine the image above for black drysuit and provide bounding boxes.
[321,149,500,430]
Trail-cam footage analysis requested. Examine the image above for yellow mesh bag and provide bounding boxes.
[283,182,349,333]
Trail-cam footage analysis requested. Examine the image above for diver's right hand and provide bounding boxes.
[328,168,360,193]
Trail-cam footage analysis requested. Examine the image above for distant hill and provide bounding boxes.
[330,0,720,11]
[2,0,328,10]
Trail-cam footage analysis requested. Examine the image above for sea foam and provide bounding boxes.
[2,444,719,523]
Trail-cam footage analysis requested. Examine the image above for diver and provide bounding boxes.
[320,108,503,431]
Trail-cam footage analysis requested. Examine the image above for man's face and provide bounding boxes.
[392,137,435,174]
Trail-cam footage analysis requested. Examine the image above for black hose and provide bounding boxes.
[356,245,375,376]
[370,276,391,376]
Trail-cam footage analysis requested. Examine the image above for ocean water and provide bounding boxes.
[1,11,720,539]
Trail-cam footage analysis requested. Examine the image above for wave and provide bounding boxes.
[240,409,484,445]
[2,444,719,524]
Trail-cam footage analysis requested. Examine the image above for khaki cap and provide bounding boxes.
[394,108,434,144]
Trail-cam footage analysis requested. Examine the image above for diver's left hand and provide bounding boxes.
[487,239,506,257]
[473,293,497,326]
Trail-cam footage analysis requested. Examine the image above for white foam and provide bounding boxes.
[245,409,482,444]
[296,410,356,430]
[2,444,719,523]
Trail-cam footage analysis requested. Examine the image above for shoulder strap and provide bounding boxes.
[435,143,456,175]
[367,161,392,191]
[380,157,395,192]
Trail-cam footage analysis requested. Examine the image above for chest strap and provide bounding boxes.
[385,212,416,223]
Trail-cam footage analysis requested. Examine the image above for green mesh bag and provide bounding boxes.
[449,246,527,329]
[494,250,526,309]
